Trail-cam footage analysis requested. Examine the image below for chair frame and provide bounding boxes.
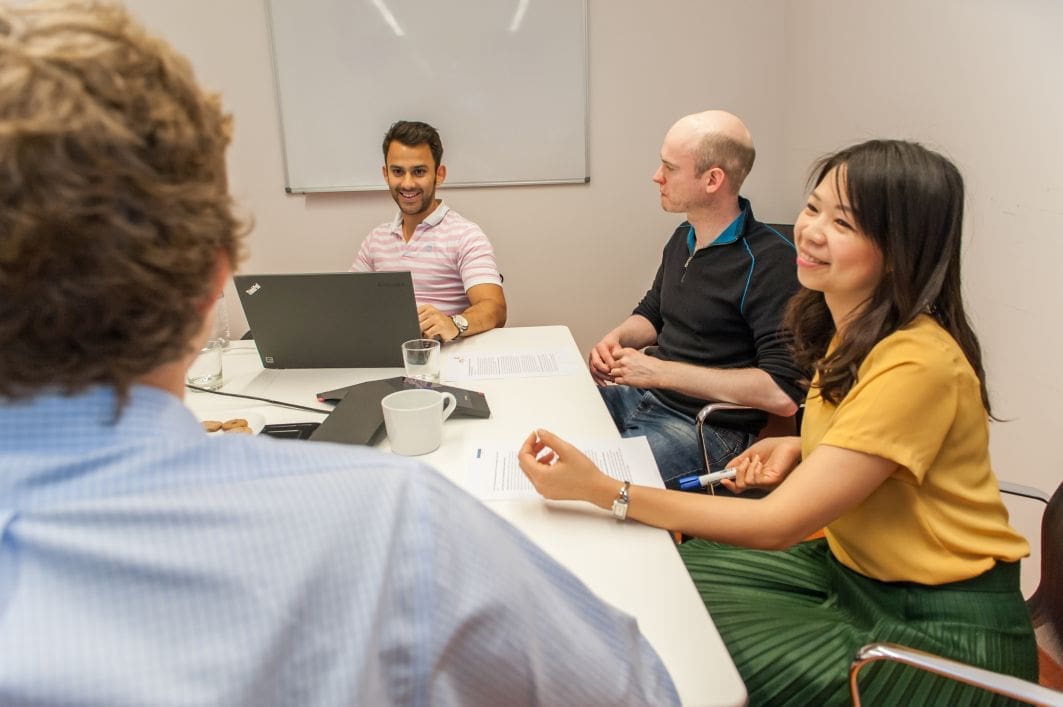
[695,402,760,475]
[849,642,1063,706]
[695,402,800,474]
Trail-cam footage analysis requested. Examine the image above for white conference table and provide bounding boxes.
[184,325,747,707]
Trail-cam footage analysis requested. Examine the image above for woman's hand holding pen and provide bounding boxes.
[721,436,802,493]
[518,429,616,509]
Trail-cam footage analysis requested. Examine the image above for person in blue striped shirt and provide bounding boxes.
[0,3,678,705]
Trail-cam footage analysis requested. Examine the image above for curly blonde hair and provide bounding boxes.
[0,1,245,400]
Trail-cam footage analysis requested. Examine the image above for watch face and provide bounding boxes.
[453,315,469,330]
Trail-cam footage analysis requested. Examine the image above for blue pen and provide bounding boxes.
[674,468,738,491]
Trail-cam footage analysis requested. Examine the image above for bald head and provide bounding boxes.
[667,110,755,193]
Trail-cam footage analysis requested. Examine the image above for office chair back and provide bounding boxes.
[1028,481,1063,648]
[764,222,795,241]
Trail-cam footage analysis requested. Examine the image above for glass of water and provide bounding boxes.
[402,338,441,382]
[186,338,225,390]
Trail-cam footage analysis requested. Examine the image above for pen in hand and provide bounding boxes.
[671,468,737,492]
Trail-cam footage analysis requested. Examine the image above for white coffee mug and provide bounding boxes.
[381,388,457,456]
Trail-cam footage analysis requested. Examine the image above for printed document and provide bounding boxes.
[466,436,663,500]
[442,350,578,381]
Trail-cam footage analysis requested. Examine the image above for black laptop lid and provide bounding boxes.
[234,272,421,368]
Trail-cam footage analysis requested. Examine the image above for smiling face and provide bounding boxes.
[794,166,885,324]
[383,141,446,219]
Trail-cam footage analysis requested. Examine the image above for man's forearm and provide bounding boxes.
[459,299,507,337]
[658,362,798,416]
[613,315,658,349]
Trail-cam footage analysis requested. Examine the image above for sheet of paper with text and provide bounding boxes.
[466,436,662,500]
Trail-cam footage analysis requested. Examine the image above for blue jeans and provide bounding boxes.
[599,385,754,486]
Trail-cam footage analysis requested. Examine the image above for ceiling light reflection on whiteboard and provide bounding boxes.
[509,0,529,32]
[372,0,404,37]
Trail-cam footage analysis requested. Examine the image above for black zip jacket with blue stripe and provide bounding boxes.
[632,199,806,419]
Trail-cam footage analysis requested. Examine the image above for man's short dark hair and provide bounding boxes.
[693,133,756,193]
[382,120,443,168]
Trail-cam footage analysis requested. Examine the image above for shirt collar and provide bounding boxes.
[389,201,449,235]
[686,196,751,254]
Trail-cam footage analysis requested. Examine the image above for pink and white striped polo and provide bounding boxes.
[350,202,502,315]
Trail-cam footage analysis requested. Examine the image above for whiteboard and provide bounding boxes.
[266,0,588,193]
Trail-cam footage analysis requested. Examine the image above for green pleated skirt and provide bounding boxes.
[679,538,1038,706]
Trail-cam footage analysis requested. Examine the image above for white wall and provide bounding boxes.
[124,0,1058,590]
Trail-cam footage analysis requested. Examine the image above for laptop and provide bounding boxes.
[234,272,421,368]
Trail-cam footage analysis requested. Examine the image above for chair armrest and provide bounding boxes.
[849,642,1062,707]
[694,403,769,475]
[999,481,1050,504]
[695,402,769,433]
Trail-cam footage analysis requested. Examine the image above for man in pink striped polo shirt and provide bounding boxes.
[350,121,507,342]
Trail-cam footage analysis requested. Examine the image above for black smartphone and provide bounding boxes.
[261,422,320,440]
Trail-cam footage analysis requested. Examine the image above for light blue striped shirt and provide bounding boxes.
[0,386,678,706]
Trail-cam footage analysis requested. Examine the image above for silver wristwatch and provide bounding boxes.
[451,314,469,338]
[612,481,631,520]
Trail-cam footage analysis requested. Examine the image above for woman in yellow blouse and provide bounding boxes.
[519,139,1036,705]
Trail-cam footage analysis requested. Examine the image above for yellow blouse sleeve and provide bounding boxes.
[818,329,964,483]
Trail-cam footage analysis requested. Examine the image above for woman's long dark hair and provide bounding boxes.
[783,140,991,414]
